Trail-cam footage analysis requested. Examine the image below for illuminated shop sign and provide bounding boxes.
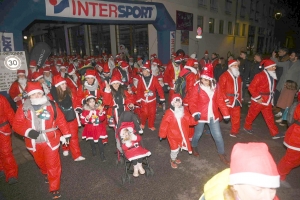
[46,0,157,21]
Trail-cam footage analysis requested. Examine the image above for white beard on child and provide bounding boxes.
[230,67,240,77]
[267,70,277,80]
[30,95,47,105]
[174,106,184,119]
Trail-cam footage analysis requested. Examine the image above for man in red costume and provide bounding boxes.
[218,60,242,137]
[0,94,18,184]
[164,56,183,104]
[112,61,132,87]
[244,59,283,139]
[136,61,165,131]
[12,82,71,199]
[8,69,28,108]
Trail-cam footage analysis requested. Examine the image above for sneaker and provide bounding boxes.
[243,127,254,134]
[280,180,292,188]
[51,190,61,199]
[276,118,282,123]
[74,156,86,161]
[229,134,237,138]
[275,112,282,118]
[63,151,69,157]
[170,160,178,169]
[149,127,156,131]
[174,159,181,164]
[272,133,285,139]
[8,177,18,185]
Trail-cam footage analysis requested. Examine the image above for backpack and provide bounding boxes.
[286,101,299,126]
[174,72,191,99]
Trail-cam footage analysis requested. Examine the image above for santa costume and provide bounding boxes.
[27,60,38,81]
[42,66,53,90]
[244,59,280,138]
[0,94,18,184]
[218,60,242,137]
[159,94,196,168]
[199,50,211,69]
[136,61,165,131]
[65,65,80,94]
[12,82,70,198]
[8,69,27,107]
[112,61,132,87]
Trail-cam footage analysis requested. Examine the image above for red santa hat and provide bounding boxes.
[120,61,129,69]
[228,60,238,68]
[118,121,136,139]
[194,59,199,65]
[170,93,182,106]
[30,60,37,68]
[141,60,151,72]
[174,56,182,64]
[17,69,26,75]
[44,60,51,66]
[60,62,68,69]
[204,50,209,55]
[260,59,276,69]
[85,69,96,78]
[52,74,66,88]
[201,63,214,80]
[229,142,280,188]
[151,53,157,58]
[137,57,143,62]
[85,95,97,102]
[25,81,44,96]
[102,62,110,74]
[67,65,76,75]
[31,71,44,81]
[56,60,62,66]
[129,56,133,60]
[110,74,123,85]
[184,59,195,68]
[152,58,159,65]
[42,66,51,73]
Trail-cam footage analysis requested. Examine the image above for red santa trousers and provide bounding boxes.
[277,148,300,180]
[228,106,241,135]
[244,101,278,136]
[62,119,82,159]
[30,142,61,192]
[140,100,157,128]
[184,106,194,140]
[0,134,18,182]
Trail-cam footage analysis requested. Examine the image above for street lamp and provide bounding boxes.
[23,36,27,40]
[274,12,282,20]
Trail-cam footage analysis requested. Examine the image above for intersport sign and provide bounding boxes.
[45,0,157,21]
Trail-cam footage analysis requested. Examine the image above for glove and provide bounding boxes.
[194,114,201,121]
[75,108,82,114]
[223,118,230,124]
[28,130,39,139]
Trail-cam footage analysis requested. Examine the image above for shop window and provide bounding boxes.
[219,20,224,34]
[197,15,204,32]
[228,21,233,35]
[242,24,246,36]
[234,23,239,36]
[68,25,86,56]
[209,18,214,33]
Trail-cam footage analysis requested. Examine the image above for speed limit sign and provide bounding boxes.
[4,55,22,70]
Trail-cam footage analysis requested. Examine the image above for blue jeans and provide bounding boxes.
[191,118,225,154]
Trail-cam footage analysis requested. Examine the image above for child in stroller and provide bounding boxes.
[116,111,152,181]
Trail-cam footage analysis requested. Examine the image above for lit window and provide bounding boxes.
[219,20,224,34]
[228,21,233,35]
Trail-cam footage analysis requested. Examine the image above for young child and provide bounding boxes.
[81,95,107,161]
[119,122,151,177]
[159,94,197,169]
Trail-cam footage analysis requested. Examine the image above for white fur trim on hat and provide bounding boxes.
[264,64,276,69]
[34,75,44,81]
[229,172,280,188]
[200,75,213,80]
[27,89,44,97]
[85,75,95,78]
[110,80,123,85]
[55,80,66,87]
[228,61,238,67]
[30,65,37,68]
[141,67,150,72]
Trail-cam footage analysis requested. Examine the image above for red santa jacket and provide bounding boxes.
[50,65,60,76]
[136,75,165,103]
[218,70,242,108]
[112,67,132,86]
[8,81,26,107]
[284,103,300,150]
[12,99,70,152]
[211,58,219,68]
[0,95,15,136]
[65,76,79,94]
[164,62,183,90]
[80,108,106,125]
[199,58,211,69]
[189,84,230,123]
[248,70,276,106]
[159,108,196,153]
[179,67,199,106]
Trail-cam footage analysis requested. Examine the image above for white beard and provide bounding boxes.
[174,106,184,119]
[133,80,138,88]
[42,83,50,94]
[151,65,159,76]
[129,62,134,66]
[30,95,47,105]
[60,72,65,78]
[72,74,78,83]
[44,75,52,82]
[230,68,240,77]
[267,70,277,80]
[18,78,27,88]
[30,68,37,73]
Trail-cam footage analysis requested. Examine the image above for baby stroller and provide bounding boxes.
[115,111,154,184]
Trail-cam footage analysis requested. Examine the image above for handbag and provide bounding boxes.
[59,105,76,122]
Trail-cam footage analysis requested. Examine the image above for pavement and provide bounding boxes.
[1,93,300,200]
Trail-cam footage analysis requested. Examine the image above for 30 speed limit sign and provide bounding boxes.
[4,55,22,70]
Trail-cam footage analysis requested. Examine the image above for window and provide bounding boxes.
[197,15,204,32]
[219,20,224,34]
[198,0,207,7]
[210,0,218,11]
[234,23,239,36]
[240,0,246,18]
[225,0,232,14]
[228,21,232,35]
[242,24,246,36]
[209,18,214,33]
